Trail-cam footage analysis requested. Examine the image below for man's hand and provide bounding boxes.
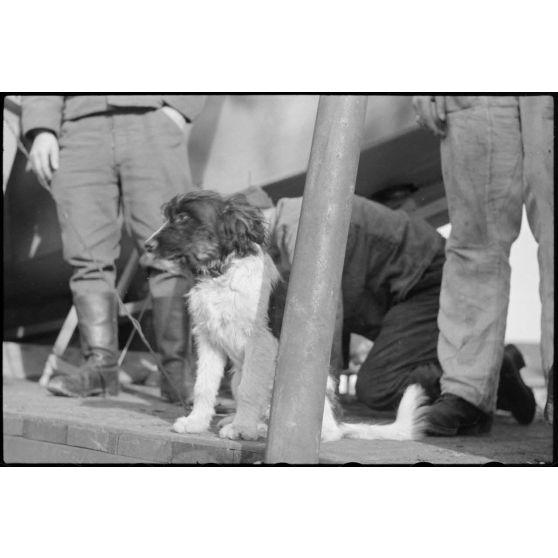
[412,96,447,137]
[28,131,59,186]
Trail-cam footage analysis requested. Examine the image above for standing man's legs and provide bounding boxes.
[118,108,198,403]
[431,97,524,433]
[519,95,554,423]
[47,114,122,397]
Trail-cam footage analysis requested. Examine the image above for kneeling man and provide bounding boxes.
[241,185,536,435]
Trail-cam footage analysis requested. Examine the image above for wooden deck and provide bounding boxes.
[2,344,555,465]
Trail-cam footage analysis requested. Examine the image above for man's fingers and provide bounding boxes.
[423,98,446,136]
[27,132,59,187]
[413,96,439,135]
[435,96,446,122]
[422,102,440,135]
[41,150,53,183]
[414,96,429,119]
[29,145,59,186]
[36,150,52,184]
[433,96,447,136]
[49,144,59,171]
[413,95,447,136]
[29,152,44,185]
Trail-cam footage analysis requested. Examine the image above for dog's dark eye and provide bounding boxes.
[174,214,189,224]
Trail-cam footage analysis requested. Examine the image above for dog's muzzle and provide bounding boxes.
[144,236,158,253]
[140,236,159,267]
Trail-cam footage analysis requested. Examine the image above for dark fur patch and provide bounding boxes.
[147,190,268,277]
[218,194,267,257]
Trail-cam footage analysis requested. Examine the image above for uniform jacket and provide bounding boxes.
[266,195,445,341]
[21,95,207,138]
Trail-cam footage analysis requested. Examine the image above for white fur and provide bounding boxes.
[172,247,280,439]
[339,384,430,440]
[172,246,428,442]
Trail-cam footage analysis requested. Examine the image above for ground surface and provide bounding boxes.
[3,377,554,465]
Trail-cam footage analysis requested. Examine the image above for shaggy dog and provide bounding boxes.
[144,190,428,442]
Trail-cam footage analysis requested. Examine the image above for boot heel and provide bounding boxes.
[104,383,120,396]
[101,371,120,396]
[460,414,493,435]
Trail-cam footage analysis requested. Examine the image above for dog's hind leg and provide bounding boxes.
[219,330,278,440]
[218,413,268,437]
[321,398,343,442]
[173,332,226,434]
[321,376,344,442]
[215,367,241,428]
[217,367,267,438]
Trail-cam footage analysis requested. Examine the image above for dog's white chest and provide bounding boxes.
[188,253,279,358]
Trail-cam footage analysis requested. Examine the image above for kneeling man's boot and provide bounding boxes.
[426,394,493,436]
[152,296,195,404]
[47,292,120,397]
[496,344,536,425]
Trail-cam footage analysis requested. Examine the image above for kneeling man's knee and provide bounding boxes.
[355,374,400,411]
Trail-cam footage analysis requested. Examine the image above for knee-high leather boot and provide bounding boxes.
[152,296,195,403]
[47,292,120,397]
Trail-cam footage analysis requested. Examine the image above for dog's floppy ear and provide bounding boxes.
[218,194,267,256]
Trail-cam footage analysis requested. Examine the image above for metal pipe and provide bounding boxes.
[264,95,368,464]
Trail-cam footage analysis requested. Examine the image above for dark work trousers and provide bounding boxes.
[340,197,446,411]
[249,192,446,412]
[51,108,195,299]
[353,252,444,410]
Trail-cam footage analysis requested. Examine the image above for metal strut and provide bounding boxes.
[264,95,368,464]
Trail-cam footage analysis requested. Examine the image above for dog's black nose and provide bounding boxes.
[144,237,158,252]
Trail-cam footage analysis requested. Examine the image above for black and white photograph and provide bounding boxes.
[3,94,554,465]
[1,4,556,557]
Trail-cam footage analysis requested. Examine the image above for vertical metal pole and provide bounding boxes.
[264,95,367,464]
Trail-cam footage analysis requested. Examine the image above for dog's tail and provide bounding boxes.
[339,384,430,441]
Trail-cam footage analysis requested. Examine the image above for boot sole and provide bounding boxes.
[47,382,117,398]
[47,385,104,397]
[427,416,493,437]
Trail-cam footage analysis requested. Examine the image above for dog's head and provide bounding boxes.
[144,190,268,276]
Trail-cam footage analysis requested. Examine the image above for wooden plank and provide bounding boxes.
[3,436,160,464]
[3,378,552,464]
[318,439,490,464]
[4,318,67,341]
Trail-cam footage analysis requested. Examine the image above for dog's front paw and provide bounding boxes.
[216,414,235,429]
[172,414,210,434]
[321,423,343,443]
[219,420,267,441]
